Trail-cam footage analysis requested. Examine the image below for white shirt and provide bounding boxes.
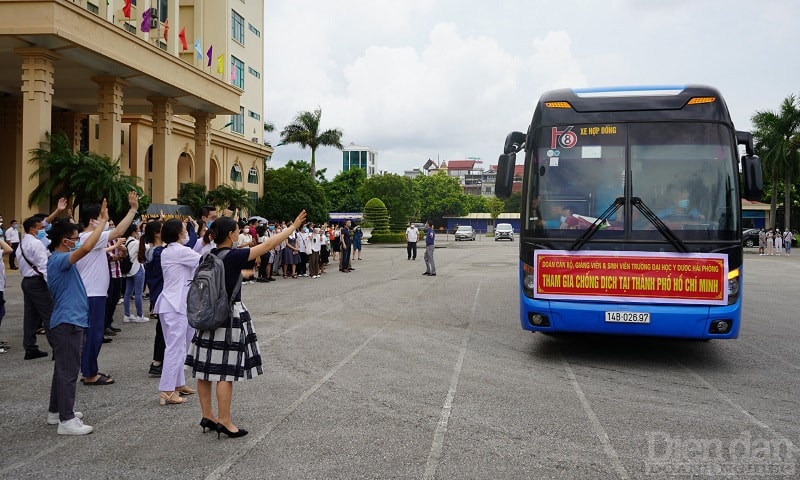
[5,225,19,243]
[310,233,322,253]
[76,230,111,296]
[406,226,419,242]
[154,242,201,314]
[125,237,143,277]
[18,234,50,281]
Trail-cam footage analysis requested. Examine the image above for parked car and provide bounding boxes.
[742,228,760,248]
[494,223,514,241]
[454,225,476,241]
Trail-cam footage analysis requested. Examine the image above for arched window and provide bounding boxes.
[230,164,242,182]
[248,167,259,184]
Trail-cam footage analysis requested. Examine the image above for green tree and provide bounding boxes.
[503,191,522,213]
[284,159,328,182]
[361,173,417,232]
[752,95,800,229]
[28,131,143,218]
[206,184,254,216]
[258,166,329,223]
[487,197,505,227]
[279,107,343,179]
[171,182,208,217]
[363,198,390,233]
[414,171,469,227]
[324,168,366,213]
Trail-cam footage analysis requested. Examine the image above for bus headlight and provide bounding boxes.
[522,268,536,298]
[727,268,740,303]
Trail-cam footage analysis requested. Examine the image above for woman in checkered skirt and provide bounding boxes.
[186,210,306,438]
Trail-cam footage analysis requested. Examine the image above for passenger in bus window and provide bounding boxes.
[560,205,582,229]
[657,185,704,219]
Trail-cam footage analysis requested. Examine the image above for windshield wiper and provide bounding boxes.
[569,197,625,251]
[631,197,689,253]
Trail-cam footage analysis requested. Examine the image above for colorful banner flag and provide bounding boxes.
[178,27,188,50]
[206,45,213,67]
[163,19,169,41]
[194,39,202,59]
[141,9,151,33]
[216,54,225,74]
[231,68,236,83]
[122,0,132,18]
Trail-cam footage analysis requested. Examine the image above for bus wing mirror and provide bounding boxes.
[504,131,526,154]
[741,154,763,201]
[736,130,755,156]
[495,153,516,199]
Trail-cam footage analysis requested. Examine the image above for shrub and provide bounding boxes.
[363,198,390,234]
[367,232,406,243]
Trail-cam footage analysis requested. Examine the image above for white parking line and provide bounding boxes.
[560,355,630,479]
[423,280,480,480]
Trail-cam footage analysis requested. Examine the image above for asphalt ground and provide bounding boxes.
[0,238,798,479]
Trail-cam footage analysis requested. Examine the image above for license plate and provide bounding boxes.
[604,311,650,323]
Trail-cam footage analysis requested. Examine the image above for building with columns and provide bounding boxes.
[0,0,268,221]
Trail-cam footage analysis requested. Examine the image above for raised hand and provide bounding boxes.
[128,191,140,210]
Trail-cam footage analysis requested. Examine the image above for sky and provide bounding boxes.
[263,0,800,178]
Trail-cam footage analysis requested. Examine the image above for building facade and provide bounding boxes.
[342,143,377,177]
[0,0,268,221]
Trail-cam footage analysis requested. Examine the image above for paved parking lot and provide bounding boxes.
[1,240,798,479]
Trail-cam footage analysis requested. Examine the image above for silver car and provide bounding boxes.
[455,225,476,241]
[494,223,514,241]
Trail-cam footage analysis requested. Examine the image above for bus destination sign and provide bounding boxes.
[534,250,728,305]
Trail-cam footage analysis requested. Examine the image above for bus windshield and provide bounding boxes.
[527,122,739,243]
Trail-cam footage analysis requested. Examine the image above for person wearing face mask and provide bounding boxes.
[657,185,704,220]
[76,192,139,385]
[5,219,20,270]
[45,200,110,435]
[121,224,147,323]
[153,219,201,405]
[17,215,56,359]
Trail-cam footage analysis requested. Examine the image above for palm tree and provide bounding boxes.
[28,131,143,217]
[279,107,343,179]
[752,95,800,230]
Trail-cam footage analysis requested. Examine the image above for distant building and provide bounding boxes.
[342,143,377,177]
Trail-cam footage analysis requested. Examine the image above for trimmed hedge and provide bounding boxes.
[363,198,390,234]
[367,232,406,243]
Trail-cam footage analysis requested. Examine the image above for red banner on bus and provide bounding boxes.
[534,251,729,305]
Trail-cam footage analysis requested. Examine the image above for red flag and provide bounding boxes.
[163,19,169,41]
[178,27,188,51]
[122,0,131,18]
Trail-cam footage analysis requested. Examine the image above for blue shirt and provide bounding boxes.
[425,227,435,246]
[47,251,89,329]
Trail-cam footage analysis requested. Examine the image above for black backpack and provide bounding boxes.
[119,239,135,275]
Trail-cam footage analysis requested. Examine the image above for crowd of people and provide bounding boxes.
[0,198,387,436]
[757,227,794,256]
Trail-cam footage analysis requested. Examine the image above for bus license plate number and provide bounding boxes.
[605,311,650,323]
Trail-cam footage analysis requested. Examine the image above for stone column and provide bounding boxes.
[191,111,215,187]
[148,96,176,204]
[15,47,61,220]
[52,111,83,153]
[93,76,127,162]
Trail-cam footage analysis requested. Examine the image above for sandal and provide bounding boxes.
[159,391,187,405]
[177,385,196,396]
[82,374,114,386]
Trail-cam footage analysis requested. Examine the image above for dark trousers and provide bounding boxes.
[298,252,308,275]
[48,323,84,421]
[407,241,417,259]
[81,296,107,377]
[341,244,351,270]
[153,316,165,362]
[9,242,19,268]
[21,276,53,353]
[309,251,320,276]
[258,252,271,278]
[105,276,124,328]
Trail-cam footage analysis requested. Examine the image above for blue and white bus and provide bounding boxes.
[495,85,763,339]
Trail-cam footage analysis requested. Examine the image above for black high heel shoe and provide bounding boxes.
[216,423,248,439]
[200,418,218,433]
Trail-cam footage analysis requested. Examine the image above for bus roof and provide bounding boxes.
[533,84,734,126]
